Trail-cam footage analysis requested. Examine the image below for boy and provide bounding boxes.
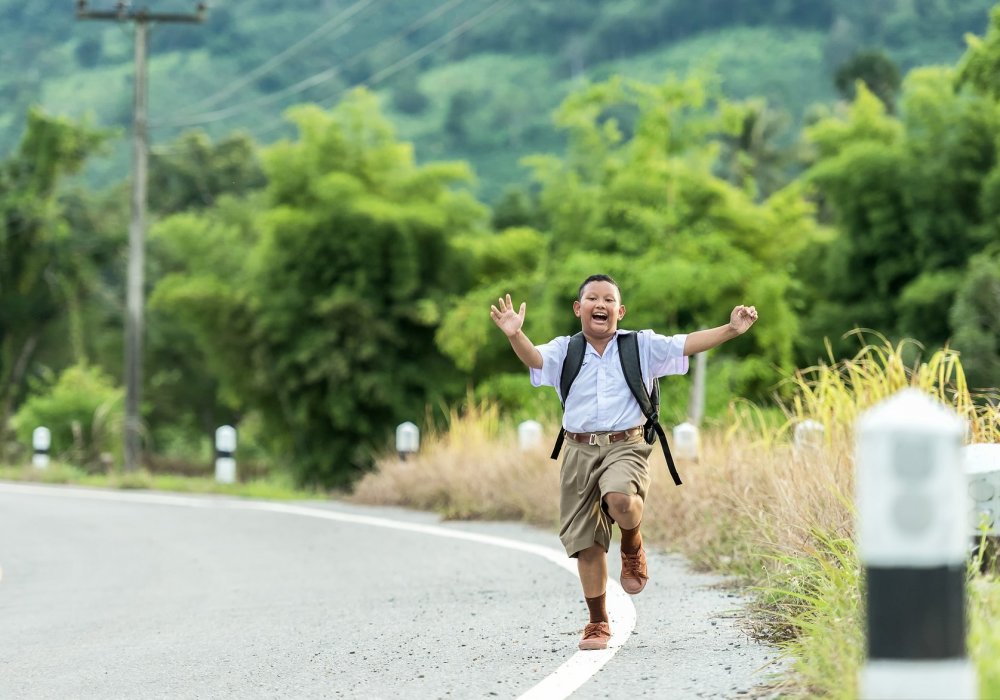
[489,274,758,651]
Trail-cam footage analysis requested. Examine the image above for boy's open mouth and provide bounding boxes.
[592,311,608,322]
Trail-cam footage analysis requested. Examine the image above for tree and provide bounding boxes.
[0,109,108,456]
[149,130,265,215]
[151,90,488,486]
[835,49,902,112]
[950,250,1000,392]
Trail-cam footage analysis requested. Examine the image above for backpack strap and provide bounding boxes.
[550,332,587,460]
[617,332,683,486]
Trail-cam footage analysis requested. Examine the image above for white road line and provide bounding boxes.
[0,482,636,698]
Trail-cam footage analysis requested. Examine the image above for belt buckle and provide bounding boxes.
[589,433,611,446]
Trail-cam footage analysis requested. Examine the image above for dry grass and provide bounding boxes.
[351,400,559,527]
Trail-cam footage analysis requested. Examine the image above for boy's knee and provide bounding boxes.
[604,492,639,517]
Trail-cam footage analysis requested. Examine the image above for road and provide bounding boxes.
[0,483,780,699]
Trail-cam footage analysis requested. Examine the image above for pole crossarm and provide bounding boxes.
[76,1,206,24]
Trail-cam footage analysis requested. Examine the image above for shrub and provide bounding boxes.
[12,363,124,470]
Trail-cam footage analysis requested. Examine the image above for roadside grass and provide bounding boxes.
[351,337,1000,697]
[0,462,313,501]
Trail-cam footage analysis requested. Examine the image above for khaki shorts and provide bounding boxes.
[558,432,654,557]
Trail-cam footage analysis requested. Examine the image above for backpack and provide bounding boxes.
[549,331,683,486]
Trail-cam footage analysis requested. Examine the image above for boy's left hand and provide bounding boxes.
[729,305,758,334]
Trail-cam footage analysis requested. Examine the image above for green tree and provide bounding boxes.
[151,90,487,486]
[149,130,265,215]
[950,250,1000,392]
[835,49,902,112]
[0,109,108,455]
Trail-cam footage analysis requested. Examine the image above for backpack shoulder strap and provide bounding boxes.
[617,332,653,419]
[616,332,683,486]
[559,332,587,407]
[550,333,586,460]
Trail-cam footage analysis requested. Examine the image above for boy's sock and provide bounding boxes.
[620,523,642,555]
[585,593,608,623]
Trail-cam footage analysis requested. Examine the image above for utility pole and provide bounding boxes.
[76,1,206,471]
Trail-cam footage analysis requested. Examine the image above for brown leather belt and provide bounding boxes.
[564,426,643,446]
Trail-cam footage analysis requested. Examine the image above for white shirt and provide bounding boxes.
[530,329,688,433]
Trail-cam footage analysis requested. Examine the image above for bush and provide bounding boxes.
[12,363,124,470]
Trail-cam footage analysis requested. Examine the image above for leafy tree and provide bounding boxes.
[152,90,487,486]
[835,49,902,112]
[950,250,1000,392]
[799,72,1000,360]
[149,130,266,215]
[0,109,108,455]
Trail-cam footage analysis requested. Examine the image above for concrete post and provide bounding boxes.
[517,420,543,451]
[856,389,976,700]
[214,425,236,484]
[396,422,419,461]
[964,443,1000,571]
[672,422,699,461]
[32,427,51,469]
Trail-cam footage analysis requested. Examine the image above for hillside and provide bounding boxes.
[3,0,995,200]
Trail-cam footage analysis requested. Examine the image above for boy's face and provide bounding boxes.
[574,280,625,338]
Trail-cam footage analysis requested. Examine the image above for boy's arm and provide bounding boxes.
[683,305,758,356]
[491,294,543,369]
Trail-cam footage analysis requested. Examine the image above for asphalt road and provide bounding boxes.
[0,483,780,699]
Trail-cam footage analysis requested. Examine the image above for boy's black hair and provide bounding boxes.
[577,274,621,301]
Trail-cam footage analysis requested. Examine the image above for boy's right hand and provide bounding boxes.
[490,293,526,337]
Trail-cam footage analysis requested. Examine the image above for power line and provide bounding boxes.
[156,0,469,129]
[250,0,514,141]
[168,0,380,117]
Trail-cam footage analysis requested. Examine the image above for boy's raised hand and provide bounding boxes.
[729,305,758,334]
[490,293,526,337]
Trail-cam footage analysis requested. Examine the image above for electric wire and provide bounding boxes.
[249,0,514,141]
[165,0,380,118]
[154,0,469,129]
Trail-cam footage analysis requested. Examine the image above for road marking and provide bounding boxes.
[0,483,636,698]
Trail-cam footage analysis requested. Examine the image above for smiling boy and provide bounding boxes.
[490,274,758,650]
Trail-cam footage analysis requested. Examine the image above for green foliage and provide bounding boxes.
[800,70,1000,369]
[835,49,902,112]
[12,363,123,469]
[0,109,110,454]
[950,250,1000,391]
[149,130,266,215]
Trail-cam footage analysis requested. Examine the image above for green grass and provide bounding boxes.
[0,463,316,501]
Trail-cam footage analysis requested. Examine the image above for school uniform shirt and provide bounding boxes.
[530,329,688,434]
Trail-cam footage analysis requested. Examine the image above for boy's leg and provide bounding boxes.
[604,491,648,594]
[577,545,612,650]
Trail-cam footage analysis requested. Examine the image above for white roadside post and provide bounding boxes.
[396,421,419,461]
[32,427,51,469]
[518,420,543,451]
[964,443,1000,570]
[672,421,699,461]
[856,389,976,700]
[794,419,825,455]
[214,425,237,484]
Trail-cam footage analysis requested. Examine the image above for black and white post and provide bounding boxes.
[32,427,51,469]
[856,389,976,699]
[214,425,236,484]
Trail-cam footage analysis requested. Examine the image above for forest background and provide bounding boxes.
[3,0,1000,487]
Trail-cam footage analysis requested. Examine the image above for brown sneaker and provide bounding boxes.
[578,621,611,651]
[620,545,649,594]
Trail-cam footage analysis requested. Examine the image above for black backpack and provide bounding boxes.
[549,331,683,486]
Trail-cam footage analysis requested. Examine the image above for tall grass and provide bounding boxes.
[351,336,1000,697]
